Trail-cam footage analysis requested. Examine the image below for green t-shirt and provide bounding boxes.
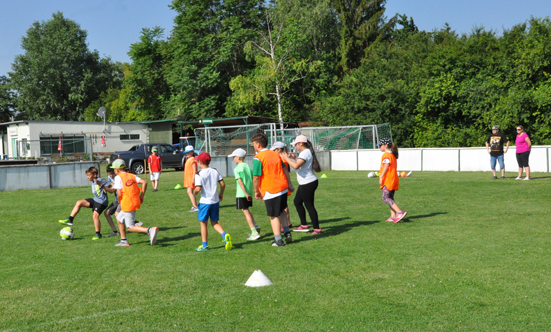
[234,162,253,198]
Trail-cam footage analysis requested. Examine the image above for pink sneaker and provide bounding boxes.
[311,229,322,235]
[394,211,407,223]
[293,225,310,232]
[385,217,395,222]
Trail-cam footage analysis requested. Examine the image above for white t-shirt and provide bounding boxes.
[113,173,141,189]
[195,168,223,204]
[295,149,318,185]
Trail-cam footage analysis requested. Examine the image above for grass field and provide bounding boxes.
[2,169,551,331]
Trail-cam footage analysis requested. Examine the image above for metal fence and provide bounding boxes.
[10,138,95,161]
[194,123,392,155]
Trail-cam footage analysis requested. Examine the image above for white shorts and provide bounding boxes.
[150,172,161,181]
[116,210,137,228]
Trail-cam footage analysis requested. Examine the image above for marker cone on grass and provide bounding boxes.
[245,270,273,287]
[320,174,328,178]
[174,184,183,190]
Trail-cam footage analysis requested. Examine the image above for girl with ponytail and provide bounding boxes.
[378,138,407,223]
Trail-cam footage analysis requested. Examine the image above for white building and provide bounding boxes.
[0,120,173,159]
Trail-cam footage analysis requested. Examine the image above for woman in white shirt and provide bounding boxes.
[280,135,322,234]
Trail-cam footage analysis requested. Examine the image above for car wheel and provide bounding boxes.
[132,161,145,174]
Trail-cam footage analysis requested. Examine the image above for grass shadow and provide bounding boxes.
[157,231,201,247]
[292,220,380,244]
[405,212,447,220]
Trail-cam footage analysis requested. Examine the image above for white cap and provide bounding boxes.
[183,145,194,153]
[228,148,247,158]
[270,141,286,151]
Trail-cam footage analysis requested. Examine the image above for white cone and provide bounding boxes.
[407,171,413,177]
[245,270,273,287]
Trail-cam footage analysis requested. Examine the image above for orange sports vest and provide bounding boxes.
[184,157,197,188]
[380,152,399,191]
[256,150,288,197]
[119,172,141,212]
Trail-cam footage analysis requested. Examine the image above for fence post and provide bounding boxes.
[458,149,460,172]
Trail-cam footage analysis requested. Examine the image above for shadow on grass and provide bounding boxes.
[159,226,186,231]
[292,220,380,244]
[157,231,201,247]
[526,176,551,180]
[405,212,447,221]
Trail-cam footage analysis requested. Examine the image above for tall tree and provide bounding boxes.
[0,76,17,122]
[9,12,122,120]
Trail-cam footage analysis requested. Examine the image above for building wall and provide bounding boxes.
[148,122,172,144]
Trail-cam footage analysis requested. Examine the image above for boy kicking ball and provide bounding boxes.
[194,152,233,251]
[110,159,159,247]
[59,166,115,240]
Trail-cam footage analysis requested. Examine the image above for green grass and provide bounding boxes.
[2,170,551,331]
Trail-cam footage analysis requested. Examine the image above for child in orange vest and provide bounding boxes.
[378,138,407,223]
[111,159,159,246]
[183,145,199,212]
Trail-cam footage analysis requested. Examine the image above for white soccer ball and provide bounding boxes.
[367,172,376,178]
[60,227,74,240]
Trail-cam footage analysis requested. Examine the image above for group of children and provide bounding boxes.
[57,136,407,249]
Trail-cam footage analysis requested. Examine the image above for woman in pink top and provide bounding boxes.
[515,125,532,180]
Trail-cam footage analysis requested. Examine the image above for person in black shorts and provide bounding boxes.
[58,166,116,240]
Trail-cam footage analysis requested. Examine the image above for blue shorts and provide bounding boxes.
[490,155,505,170]
[198,203,219,222]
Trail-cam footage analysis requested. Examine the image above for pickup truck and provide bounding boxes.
[109,143,187,174]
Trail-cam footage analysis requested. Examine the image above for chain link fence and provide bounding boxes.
[10,137,95,161]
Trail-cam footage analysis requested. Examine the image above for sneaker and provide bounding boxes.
[247,233,261,241]
[271,240,285,247]
[224,234,233,250]
[284,232,292,243]
[152,189,158,192]
[293,225,309,232]
[59,219,73,226]
[134,221,143,227]
[492,176,497,180]
[523,177,530,181]
[115,240,130,247]
[149,227,159,245]
[394,211,408,223]
[515,177,522,180]
[107,231,119,237]
[189,207,199,212]
[92,234,102,240]
[255,225,261,234]
[311,229,322,235]
[501,176,505,180]
[385,217,395,222]
[196,244,208,251]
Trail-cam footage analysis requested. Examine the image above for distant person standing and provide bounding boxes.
[147,147,162,192]
[485,125,510,180]
[515,125,532,180]
[183,145,199,212]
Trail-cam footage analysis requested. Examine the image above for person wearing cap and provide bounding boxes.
[485,125,510,180]
[378,138,407,223]
[279,135,322,233]
[147,147,162,192]
[193,152,233,251]
[251,133,295,247]
[58,166,115,240]
[110,159,159,247]
[183,145,199,212]
[270,141,294,230]
[228,148,261,240]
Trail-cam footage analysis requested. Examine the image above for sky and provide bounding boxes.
[1,0,551,78]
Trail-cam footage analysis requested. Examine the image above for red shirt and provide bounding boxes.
[148,154,162,172]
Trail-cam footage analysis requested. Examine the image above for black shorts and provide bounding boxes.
[516,151,530,168]
[264,194,288,217]
[106,201,119,215]
[85,198,108,215]
[236,197,253,210]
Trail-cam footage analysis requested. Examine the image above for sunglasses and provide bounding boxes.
[516,129,522,131]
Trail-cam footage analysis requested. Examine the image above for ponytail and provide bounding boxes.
[304,140,321,172]
[390,142,399,159]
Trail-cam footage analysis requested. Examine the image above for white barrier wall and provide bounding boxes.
[335,146,551,172]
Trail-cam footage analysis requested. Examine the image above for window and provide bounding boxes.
[160,145,175,153]
[40,136,85,155]
[120,134,140,141]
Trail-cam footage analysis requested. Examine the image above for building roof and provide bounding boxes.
[0,120,152,127]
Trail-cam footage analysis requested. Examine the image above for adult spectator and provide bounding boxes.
[515,125,532,180]
[485,125,510,180]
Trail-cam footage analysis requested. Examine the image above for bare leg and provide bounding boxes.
[187,188,198,208]
[242,209,255,229]
[491,169,497,177]
[501,168,505,177]
[270,216,281,236]
[127,225,149,234]
[284,207,291,226]
[525,166,530,179]
[104,210,117,232]
[279,210,289,227]
[518,167,523,178]
[118,221,126,239]
[92,211,101,233]
[70,199,90,217]
[200,221,208,243]
[211,220,224,234]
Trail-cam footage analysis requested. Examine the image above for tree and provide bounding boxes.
[0,76,17,122]
[9,12,122,121]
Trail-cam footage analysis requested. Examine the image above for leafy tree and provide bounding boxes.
[9,12,122,121]
[0,76,17,122]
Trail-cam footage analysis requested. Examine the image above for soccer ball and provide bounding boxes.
[367,172,376,178]
[60,227,74,240]
[400,172,407,177]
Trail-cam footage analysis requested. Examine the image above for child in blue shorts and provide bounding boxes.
[193,152,233,251]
